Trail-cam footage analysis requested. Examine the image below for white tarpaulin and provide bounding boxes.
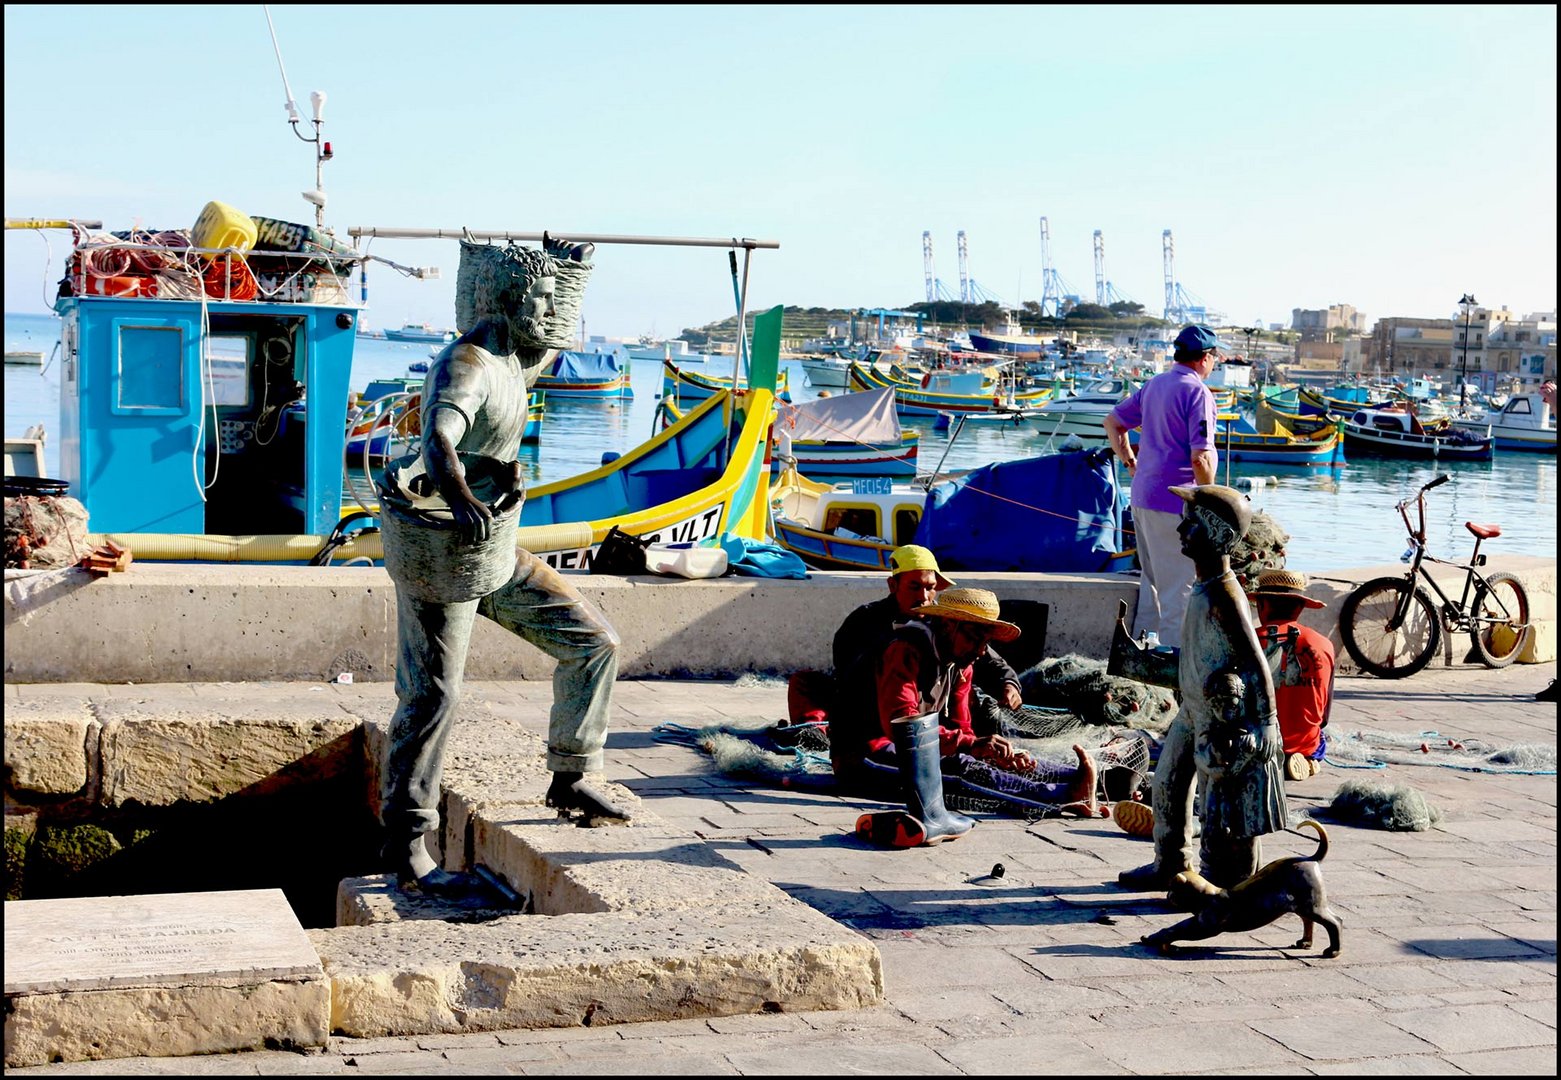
[778,386,902,443]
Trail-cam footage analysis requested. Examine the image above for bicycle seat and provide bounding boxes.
[1465,521,1501,539]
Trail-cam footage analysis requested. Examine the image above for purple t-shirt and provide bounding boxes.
[1109,364,1216,514]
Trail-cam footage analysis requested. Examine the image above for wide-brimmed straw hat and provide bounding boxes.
[1249,568,1325,609]
[910,587,1021,643]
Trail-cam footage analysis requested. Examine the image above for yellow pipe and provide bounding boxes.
[92,521,597,564]
[6,218,99,230]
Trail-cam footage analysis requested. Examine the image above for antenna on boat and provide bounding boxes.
[264,5,331,228]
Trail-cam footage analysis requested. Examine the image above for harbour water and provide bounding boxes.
[6,310,1554,573]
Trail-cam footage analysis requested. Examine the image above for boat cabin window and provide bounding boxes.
[894,508,920,545]
[116,325,185,413]
[1507,397,1531,415]
[1371,415,1403,431]
[823,505,882,539]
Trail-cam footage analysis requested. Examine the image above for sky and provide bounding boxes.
[4,5,1556,339]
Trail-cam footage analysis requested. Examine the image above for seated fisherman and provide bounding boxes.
[853,587,1100,846]
[787,545,1022,766]
[1250,569,1334,781]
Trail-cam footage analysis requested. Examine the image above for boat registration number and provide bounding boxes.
[542,502,727,571]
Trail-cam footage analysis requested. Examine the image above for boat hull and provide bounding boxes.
[968,331,1047,357]
[1341,422,1493,461]
[848,362,1051,416]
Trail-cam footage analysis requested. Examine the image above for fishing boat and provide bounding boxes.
[770,446,1132,574]
[967,330,1048,357]
[932,407,1046,431]
[772,385,918,476]
[1029,377,1134,445]
[1450,392,1556,453]
[798,353,856,388]
[624,338,710,364]
[534,350,633,399]
[382,322,456,343]
[1340,405,1493,461]
[661,358,792,405]
[1213,412,1344,466]
[5,349,46,365]
[847,360,1052,417]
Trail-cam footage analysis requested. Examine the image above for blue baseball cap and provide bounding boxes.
[1173,325,1229,354]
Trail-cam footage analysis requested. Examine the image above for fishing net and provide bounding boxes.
[1016,654,1179,732]
[1324,728,1557,775]
[5,492,89,570]
[454,239,592,348]
[1321,778,1443,831]
[1229,509,1289,592]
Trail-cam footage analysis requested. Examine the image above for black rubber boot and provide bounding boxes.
[892,714,974,844]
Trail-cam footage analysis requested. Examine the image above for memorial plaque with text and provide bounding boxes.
[4,888,322,995]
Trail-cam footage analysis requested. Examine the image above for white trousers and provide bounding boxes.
[1132,506,1197,650]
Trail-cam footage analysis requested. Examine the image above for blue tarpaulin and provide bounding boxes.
[550,351,625,381]
[912,448,1124,573]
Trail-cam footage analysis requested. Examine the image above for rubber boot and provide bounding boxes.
[892,714,974,844]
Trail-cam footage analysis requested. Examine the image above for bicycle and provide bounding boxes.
[1339,473,1532,679]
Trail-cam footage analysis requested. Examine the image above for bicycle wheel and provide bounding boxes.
[1469,571,1531,669]
[1340,576,1442,679]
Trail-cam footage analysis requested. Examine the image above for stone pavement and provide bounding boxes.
[7,661,1556,1076]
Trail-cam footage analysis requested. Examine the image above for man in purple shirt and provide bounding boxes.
[1103,325,1226,649]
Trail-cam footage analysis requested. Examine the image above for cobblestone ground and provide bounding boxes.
[9,661,1556,1075]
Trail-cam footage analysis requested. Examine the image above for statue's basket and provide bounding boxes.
[378,497,521,604]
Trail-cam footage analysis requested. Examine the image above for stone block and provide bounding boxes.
[1519,617,1555,664]
[3,888,329,1066]
[336,874,520,927]
[96,703,360,807]
[309,904,882,1038]
[3,701,95,796]
[472,811,776,917]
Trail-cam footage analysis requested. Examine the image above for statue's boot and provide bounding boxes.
[546,771,632,827]
[892,714,974,845]
[1116,859,1185,891]
[390,834,489,899]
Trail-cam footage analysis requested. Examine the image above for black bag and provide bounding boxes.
[591,525,652,575]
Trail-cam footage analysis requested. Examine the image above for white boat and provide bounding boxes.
[625,338,709,364]
[1029,377,1134,445]
[5,349,45,365]
[1451,392,1555,453]
[799,354,854,388]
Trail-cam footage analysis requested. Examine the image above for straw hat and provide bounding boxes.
[910,587,1021,643]
[1249,568,1325,609]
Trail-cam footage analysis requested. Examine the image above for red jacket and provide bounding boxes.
[872,624,980,760]
[1264,618,1334,756]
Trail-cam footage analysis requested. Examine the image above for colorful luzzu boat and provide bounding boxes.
[532,350,633,399]
[660,358,791,405]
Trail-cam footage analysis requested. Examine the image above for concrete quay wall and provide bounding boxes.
[3,556,1554,685]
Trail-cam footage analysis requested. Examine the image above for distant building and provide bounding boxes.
[1291,304,1367,342]
[1480,308,1556,387]
[1363,317,1455,376]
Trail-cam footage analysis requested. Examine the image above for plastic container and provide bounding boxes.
[191,200,257,259]
[643,542,728,580]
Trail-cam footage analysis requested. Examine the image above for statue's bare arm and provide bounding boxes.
[421,346,494,544]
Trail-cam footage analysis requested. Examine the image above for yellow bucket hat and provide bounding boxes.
[889,544,953,590]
